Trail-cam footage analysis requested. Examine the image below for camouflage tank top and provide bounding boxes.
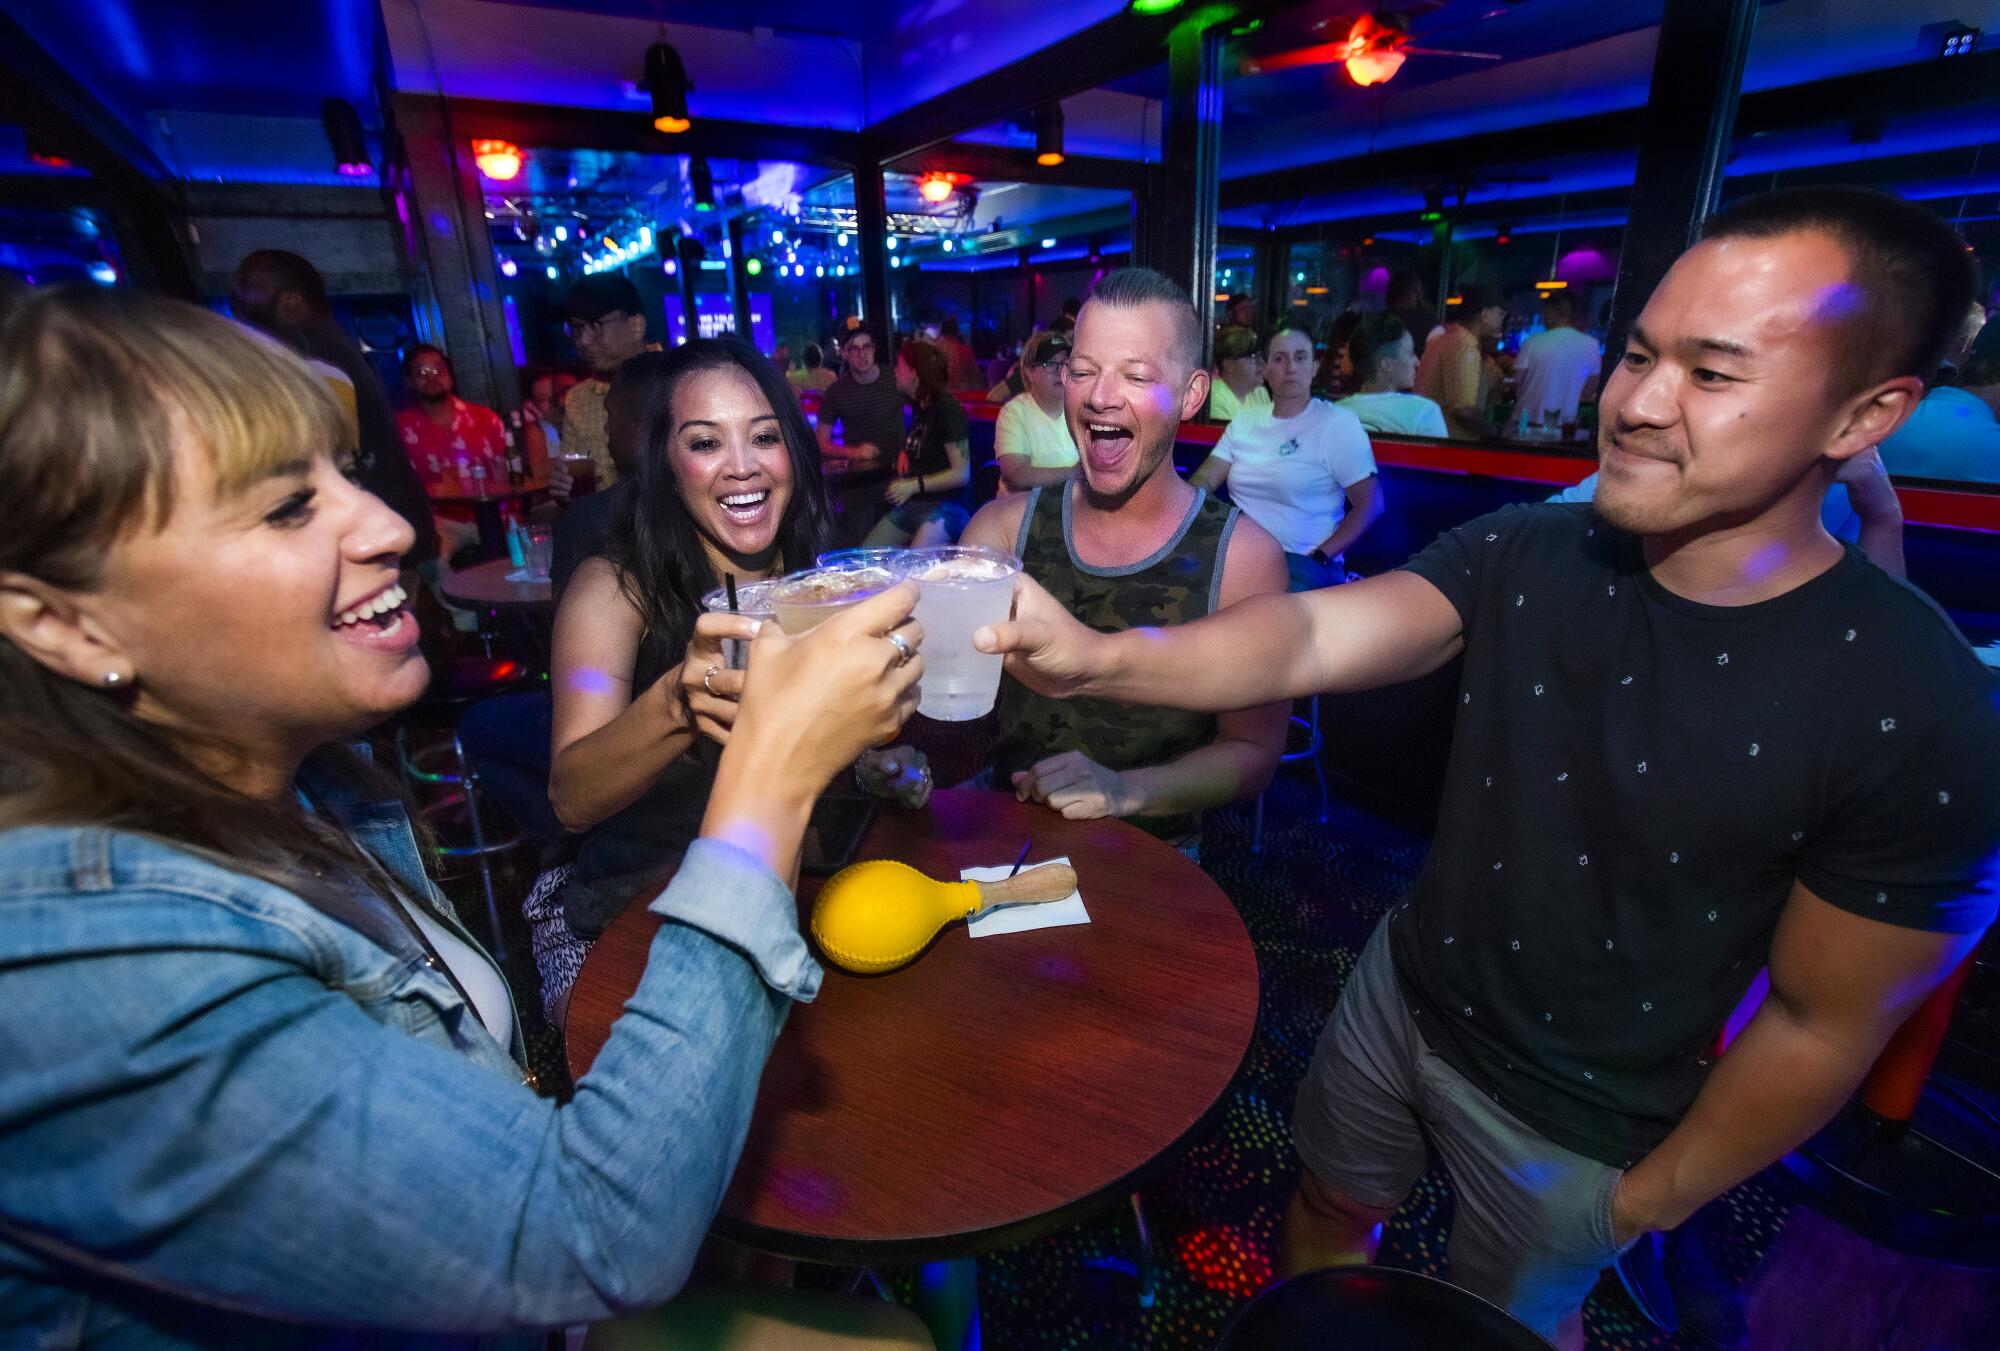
[993,483,1239,843]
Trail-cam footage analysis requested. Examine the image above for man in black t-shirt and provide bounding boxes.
[977,188,2000,1345]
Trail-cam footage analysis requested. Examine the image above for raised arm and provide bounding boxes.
[978,565,1464,713]
[547,558,752,831]
[1,586,926,1333]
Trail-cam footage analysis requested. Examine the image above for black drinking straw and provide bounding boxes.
[724,573,739,612]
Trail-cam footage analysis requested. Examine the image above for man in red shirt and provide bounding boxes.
[396,344,510,491]
[397,344,512,562]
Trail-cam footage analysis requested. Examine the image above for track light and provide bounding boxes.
[645,42,693,134]
[1035,103,1065,167]
[919,173,957,204]
[690,157,716,212]
[321,99,371,178]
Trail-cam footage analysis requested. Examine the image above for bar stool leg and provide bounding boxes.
[1251,792,1266,855]
[1130,1192,1157,1309]
[453,734,509,963]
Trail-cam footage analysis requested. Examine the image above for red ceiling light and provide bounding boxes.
[472,139,524,181]
[918,172,962,204]
[1342,13,1409,86]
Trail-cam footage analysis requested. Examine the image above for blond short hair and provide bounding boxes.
[0,286,346,585]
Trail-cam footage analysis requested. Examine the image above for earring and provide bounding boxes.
[103,671,123,687]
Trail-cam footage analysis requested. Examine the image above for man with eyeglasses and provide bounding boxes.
[993,330,1078,494]
[814,322,906,466]
[556,276,656,496]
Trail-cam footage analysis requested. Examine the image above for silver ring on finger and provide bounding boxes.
[886,631,914,667]
[702,664,722,697]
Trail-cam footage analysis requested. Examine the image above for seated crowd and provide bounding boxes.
[1,184,1996,1351]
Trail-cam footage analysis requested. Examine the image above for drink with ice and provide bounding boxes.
[700,579,780,668]
[770,564,901,635]
[902,546,1019,721]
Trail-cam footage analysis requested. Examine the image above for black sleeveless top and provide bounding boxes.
[560,612,719,940]
[992,483,1238,843]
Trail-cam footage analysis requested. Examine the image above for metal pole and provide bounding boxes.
[854,161,893,341]
[726,212,753,347]
[1602,0,1758,375]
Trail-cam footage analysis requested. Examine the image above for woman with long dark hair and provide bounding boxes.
[0,288,930,1345]
[538,337,836,1018]
[863,338,972,547]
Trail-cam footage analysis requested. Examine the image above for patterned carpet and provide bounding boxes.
[438,757,1794,1350]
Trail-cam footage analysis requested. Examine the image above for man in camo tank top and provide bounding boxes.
[962,268,1288,852]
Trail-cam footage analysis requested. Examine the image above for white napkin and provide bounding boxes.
[962,855,1090,937]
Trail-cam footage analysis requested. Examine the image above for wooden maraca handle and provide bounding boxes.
[972,862,1079,911]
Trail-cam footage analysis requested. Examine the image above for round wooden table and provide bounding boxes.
[565,788,1260,1264]
[440,558,552,609]
[429,476,549,560]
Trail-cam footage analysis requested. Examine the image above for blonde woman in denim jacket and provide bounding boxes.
[0,288,930,1349]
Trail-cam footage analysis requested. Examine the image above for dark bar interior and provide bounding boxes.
[1,2,1997,1348]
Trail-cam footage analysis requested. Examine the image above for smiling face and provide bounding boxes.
[1595,231,1916,538]
[96,447,427,769]
[1264,329,1315,404]
[664,364,796,563]
[1065,298,1208,503]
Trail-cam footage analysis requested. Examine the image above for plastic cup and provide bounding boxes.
[524,524,554,580]
[900,545,1020,722]
[769,563,902,635]
[815,547,906,569]
[700,579,780,669]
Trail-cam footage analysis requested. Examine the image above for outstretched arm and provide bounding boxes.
[978,565,1464,714]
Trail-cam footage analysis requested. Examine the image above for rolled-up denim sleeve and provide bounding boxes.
[648,838,822,1001]
[0,845,817,1332]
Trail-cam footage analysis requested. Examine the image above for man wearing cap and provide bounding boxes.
[1414,283,1507,439]
[558,275,656,493]
[993,330,1079,494]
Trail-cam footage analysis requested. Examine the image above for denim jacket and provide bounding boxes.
[0,775,821,1349]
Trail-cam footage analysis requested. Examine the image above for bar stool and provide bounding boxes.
[393,655,533,960]
[1252,695,1328,854]
[1216,1266,1554,1350]
[1783,951,2000,1267]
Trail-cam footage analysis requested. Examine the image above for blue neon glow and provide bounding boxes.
[87,261,118,285]
[546,265,558,280]
[554,225,568,242]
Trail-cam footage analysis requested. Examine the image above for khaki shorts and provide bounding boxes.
[1293,918,1633,1340]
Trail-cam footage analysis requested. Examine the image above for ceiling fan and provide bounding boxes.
[1240,6,1503,88]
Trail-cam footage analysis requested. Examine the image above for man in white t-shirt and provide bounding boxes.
[1336,313,1448,437]
[1193,323,1382,591]
[1512,290,1602,433]
[993,330,1079,494]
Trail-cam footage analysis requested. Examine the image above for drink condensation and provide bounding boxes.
[902,546,1020,721]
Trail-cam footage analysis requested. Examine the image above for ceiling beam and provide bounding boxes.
[889,142,1148,193]
[1222,49,2000,211]
[860,0,1292,164]
[396,94,864,169]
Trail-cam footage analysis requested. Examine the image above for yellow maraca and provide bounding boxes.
[809,859,1080,974]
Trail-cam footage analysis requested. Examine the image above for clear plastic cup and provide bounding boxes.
[700,579,781,669]
[524,523,554,580]
[815,547,906,569]
[900,545,1020,721]
[769,563,902,635]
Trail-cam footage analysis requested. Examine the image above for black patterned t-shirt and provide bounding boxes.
[1390,502,2000,1168]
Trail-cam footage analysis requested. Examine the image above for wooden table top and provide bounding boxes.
[429,476,549,505]
[440,558,553,609]
[565,788,1260,1264]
